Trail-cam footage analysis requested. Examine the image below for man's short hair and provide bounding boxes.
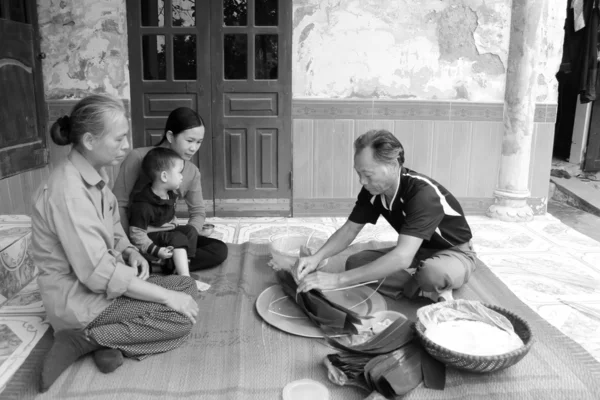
[354,129,405,165]
[142,147,182,182]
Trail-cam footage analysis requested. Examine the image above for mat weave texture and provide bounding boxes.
[5,242,600,400]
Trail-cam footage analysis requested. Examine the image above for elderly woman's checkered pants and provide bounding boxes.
[87,275,197,360]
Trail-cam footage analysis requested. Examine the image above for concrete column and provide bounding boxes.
[487,0,545,222]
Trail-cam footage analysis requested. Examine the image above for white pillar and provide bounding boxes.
[487,0,544,222]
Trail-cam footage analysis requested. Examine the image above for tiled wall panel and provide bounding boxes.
[0,167,50,215]
[293,100,556,215]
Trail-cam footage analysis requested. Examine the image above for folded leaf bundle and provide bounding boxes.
[276,270,365,335]
[327,353,372,384]
[326,316,415,355]
[324,315,446,398]
[364,343,425,398]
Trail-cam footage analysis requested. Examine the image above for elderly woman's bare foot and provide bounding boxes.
[40,329,101,392]
[93,348,124,373]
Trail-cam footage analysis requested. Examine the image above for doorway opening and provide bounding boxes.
[552,0,600,180]
[126,0,293,217]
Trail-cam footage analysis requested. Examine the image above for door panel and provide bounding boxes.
[257,128,278,188]
[224,93,278,116]
[126,0,214,214]
[0,0,46,179]
[225,128,248,187]
[211,0,292,216]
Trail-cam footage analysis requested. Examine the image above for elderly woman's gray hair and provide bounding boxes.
[354,129,405,166]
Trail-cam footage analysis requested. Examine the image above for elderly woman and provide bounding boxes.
[31,94,199,392]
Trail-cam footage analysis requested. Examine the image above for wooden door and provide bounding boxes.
[0,0,47,179]
[126,0,214,213]
[211,0,292,216]
[584,99,600,172]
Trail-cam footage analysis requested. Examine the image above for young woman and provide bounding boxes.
[112,107,228,271]
[31,94,199,392]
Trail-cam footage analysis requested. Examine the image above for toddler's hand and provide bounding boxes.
[158,246,174,259]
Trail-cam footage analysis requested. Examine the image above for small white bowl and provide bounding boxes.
[282,379,329,400]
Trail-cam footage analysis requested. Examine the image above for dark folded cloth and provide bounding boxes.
[276,270,364,335]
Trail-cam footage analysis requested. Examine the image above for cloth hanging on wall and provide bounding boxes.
[574,0,586,31]
[561,0,600,104]
[579,0,600,103]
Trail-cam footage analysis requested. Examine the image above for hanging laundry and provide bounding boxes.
[579,0,600,102]
[574,0,586,31]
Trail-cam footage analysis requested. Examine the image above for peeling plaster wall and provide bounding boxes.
[292,0,565,102]
[37,0,130,99]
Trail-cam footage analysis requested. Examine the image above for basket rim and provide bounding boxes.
[415,303,534,362]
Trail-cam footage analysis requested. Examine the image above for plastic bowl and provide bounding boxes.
[282,379,329,400]
[270,235,311,270]
[270,234,327,271]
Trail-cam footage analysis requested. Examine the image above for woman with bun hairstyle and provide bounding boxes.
[31,94,199,393]
[113,107,228,272]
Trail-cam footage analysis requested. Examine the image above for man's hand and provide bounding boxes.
[125,248,150,281]
[158,246,174,260]
[296,271,343,293]
[295,255,322,281]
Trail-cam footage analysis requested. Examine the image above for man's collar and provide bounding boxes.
[380,167,402,211]
[68,149,109,189]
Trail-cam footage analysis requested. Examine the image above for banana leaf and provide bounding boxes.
[366,344,424,397]
[324,317,446,397]
[328,343,445,398]
[326,316,415,355]
[276,270,364,335]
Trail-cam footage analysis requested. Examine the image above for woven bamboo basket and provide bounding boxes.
[415,303,534,373]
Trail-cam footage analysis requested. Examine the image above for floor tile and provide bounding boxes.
[236,217,287,223]
[209,223,238,244]
[581,252,600,274]
[237,222,337,246]
[0,316,48,393]
[351,219,398,244]
[524,219,600,252]
[469,220,553,254]
[207,217,240,225]
[529,296,600,362]
[478,252,600,303]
